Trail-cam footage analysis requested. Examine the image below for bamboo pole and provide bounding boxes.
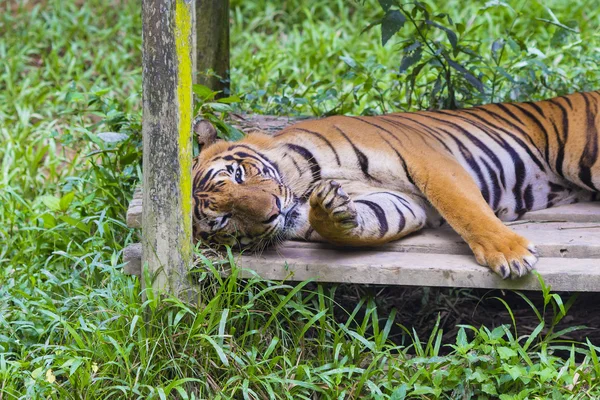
[142,0,194,297]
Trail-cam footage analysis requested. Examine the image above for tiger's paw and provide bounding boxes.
[469,230,538,280]
[309,180,358,236]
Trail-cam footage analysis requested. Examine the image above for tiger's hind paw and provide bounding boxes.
[309,180,358,234]
[470,231,538,280]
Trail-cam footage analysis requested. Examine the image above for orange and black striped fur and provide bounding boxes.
[192,91,600,279]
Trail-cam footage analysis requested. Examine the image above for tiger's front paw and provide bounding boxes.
[309,180,358,236]
[469,229,538,280]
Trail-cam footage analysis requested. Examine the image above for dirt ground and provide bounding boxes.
[331,284,600,348]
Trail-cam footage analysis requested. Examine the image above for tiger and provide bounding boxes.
[192,91,600,279]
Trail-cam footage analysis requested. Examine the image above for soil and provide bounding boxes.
[329,284,600,348]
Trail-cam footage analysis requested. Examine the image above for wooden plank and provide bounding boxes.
[524,202,600,222]
[126,186,142,229]
[122,242,600,291]
[228,114,313,134]
[123,243,142,276]
[196,0,230,95]
[142,0,195,296]
[238,249,600,292]
[278,222,600,259]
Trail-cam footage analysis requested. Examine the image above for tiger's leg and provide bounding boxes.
[407,153,538,279]
[308,180,428,246]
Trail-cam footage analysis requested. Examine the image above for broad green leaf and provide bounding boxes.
[399,47,423,73]
[390,384,407,400]
[381,10,406,46]
[217,95,241,104]
[40,195,61,212]
[193,84,217,100]
[497,346,518,359]
[59,192,75,211]
[340,55,357,68]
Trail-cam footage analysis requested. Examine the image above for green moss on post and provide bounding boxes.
[142,0,194,297]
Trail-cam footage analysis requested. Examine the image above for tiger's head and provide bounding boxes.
[192,121,301,249]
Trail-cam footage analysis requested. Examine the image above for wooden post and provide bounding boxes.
[195,0,230,95]
[142,0,194,297]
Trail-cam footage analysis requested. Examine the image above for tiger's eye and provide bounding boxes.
[235,167,243,183]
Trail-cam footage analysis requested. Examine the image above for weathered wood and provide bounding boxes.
[122,241,600,291]
[123,243,142,276]
[124,183,600,290]
[126,186,142,229]
[142,0,194,296]
[228,114,314,134]
[516,202,600,223]
[274,222,600,259]
[196,0,230,95]
[238,250,600,292]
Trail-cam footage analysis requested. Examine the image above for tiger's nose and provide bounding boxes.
[262,195,281,223]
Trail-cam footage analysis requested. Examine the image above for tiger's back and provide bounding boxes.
[272,91,599,224]
[192,91,600,279]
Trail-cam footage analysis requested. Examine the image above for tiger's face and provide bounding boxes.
[192,141,301,249]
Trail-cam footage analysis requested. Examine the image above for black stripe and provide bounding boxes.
[464,108,547,172]
[304,227,314,240]
[578,93,599,190]
[462,109,530,214]
[391,113,493,203]
[352,117,418,186]
[380,136,417,187]
[480,158,502,210]
[437,111,508,188]
[393,204,406,232]
[355,199,388,238]
[524,184,534,212]
[525,101,546,118]
[332,125,381,183]
[196,168,219,190]
[373,191,416,218]
[284,144,322,199]
[380,115,453,153]
[230,144,282,176]
[284,153,303,177]
[457,142,490,204]
[474,106,542,158]
[495,103,523,125]
[427,112,508,179]
[560,94,574,110]
[509,103,550,164]
[290,128,341,166]
[548,98,569,178]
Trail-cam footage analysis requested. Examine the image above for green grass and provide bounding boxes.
[1,0,600,398]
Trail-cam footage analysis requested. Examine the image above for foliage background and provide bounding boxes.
[1,0,599,398]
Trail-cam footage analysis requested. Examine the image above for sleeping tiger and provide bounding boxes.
[192,91,600,279]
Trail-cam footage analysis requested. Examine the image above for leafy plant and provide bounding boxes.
[193,83,245,145]
[2,0,600,398]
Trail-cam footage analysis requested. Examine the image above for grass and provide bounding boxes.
[1,0,600,398]
[230,0,600,114]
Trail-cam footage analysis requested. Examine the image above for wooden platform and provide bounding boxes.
[124,114,599,291]
[124,185,600,291]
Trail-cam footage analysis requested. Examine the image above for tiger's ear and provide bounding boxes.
[193,119,219,152]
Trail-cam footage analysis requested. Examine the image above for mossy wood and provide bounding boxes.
[142,0,194,297]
